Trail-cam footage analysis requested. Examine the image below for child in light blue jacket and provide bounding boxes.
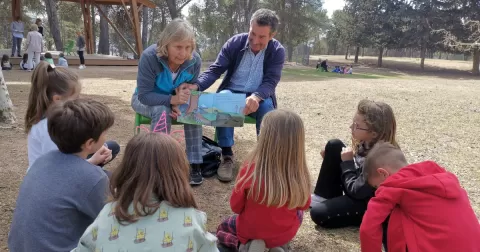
[57,53,68,67]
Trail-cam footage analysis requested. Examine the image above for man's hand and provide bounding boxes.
[341,147,354,162]
[243,95,261,115]
[87,145,112,166]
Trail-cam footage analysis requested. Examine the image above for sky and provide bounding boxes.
[182,0,346,18]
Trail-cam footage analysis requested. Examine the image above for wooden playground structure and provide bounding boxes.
[10,0,156,66]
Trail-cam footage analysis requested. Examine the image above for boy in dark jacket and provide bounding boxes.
[360,142,480,252]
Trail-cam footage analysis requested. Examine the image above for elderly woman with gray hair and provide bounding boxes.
[25,23,43,70]
[131,18,203,185]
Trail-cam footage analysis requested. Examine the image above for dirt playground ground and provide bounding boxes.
[1,59,479,251]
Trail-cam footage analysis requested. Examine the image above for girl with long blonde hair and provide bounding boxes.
[216,109,311,252]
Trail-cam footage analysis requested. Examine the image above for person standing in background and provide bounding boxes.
[76,31,86,69]
[26,23,43,71]
[11,16,24,57]
[35,19,44,36]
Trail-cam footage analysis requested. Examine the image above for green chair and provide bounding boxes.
[134,113,256,142]
[65,40,76,56]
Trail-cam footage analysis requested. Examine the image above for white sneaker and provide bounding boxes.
[310,194,327,208]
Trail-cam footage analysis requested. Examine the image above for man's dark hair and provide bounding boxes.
[250,8,280,33]
[363,142,407,180]
[47,99,115,154]
[44,52,53,59]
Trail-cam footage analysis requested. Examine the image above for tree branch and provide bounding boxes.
[178,0,193,13]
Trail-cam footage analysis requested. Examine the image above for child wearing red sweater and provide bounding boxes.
[216,109,311,252]
[360,142,480,252]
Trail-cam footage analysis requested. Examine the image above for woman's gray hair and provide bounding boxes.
[30,23,38,32]
[156,18,196,59]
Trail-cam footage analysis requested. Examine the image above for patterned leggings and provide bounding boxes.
[217,211,304,252]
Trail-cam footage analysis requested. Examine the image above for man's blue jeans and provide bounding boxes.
[216,90,274,148]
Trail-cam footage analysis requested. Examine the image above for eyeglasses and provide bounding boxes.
[352,122,369,131]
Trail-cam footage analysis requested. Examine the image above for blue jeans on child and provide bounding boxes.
[131,93,203,164]
[216,90,274,148]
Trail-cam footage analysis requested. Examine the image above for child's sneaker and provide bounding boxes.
[239,240,266,252]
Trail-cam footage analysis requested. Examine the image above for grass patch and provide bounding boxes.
[281,68,389,81]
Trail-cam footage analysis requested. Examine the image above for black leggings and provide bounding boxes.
[78,50,85,65]
[310,139,367,228]
[310,139,389,249]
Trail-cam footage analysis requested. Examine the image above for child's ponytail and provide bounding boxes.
[25,61,80,133]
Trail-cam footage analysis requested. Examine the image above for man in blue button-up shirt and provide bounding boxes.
[193,8,285,182]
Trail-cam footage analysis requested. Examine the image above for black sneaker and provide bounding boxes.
[190,164,204,185]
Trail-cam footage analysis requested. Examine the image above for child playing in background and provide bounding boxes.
[8,99,115,252]
[344,65,353,74]
[217,109,311,252]
[24,61,120,172]
[360,142,480,252]
[20,53,30,70]
[57,52,68,67]
[1,54,12,70]
[72,133,219,252]
[44,52,55,66]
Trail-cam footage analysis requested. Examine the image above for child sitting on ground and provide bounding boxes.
[8,99,115,252]
[1,54,12,70]
[344,65,353,74]
[217,109,311,252]
[20,53,30,70]
[360,142,480,252]
[24,62,120,172]
[44,52,55,66]
[57,52,68,67]
[72,133,218,252]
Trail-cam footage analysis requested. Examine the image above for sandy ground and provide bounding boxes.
[0,63,479,251]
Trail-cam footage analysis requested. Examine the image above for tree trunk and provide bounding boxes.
[45,0,64,51]
[333,43,337,55]
[384,49,388,57]
[362,47,365,57]
[0,69,16,126]
[165,0,178,19]
[91,4,96,54]
[473,47,480,75]
[142,6,149,49]
[345,45,349,59]
[439,52,442,59]
[287,45,293,62]
[420,38,427,70]
[378,47,384,67]
[354,46,360,63]
[98,5,110,55]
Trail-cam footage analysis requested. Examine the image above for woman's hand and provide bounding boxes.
[171,86,191,105]
[170,105,181,119]
[320,149,325,159]
[341,147,354,161]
